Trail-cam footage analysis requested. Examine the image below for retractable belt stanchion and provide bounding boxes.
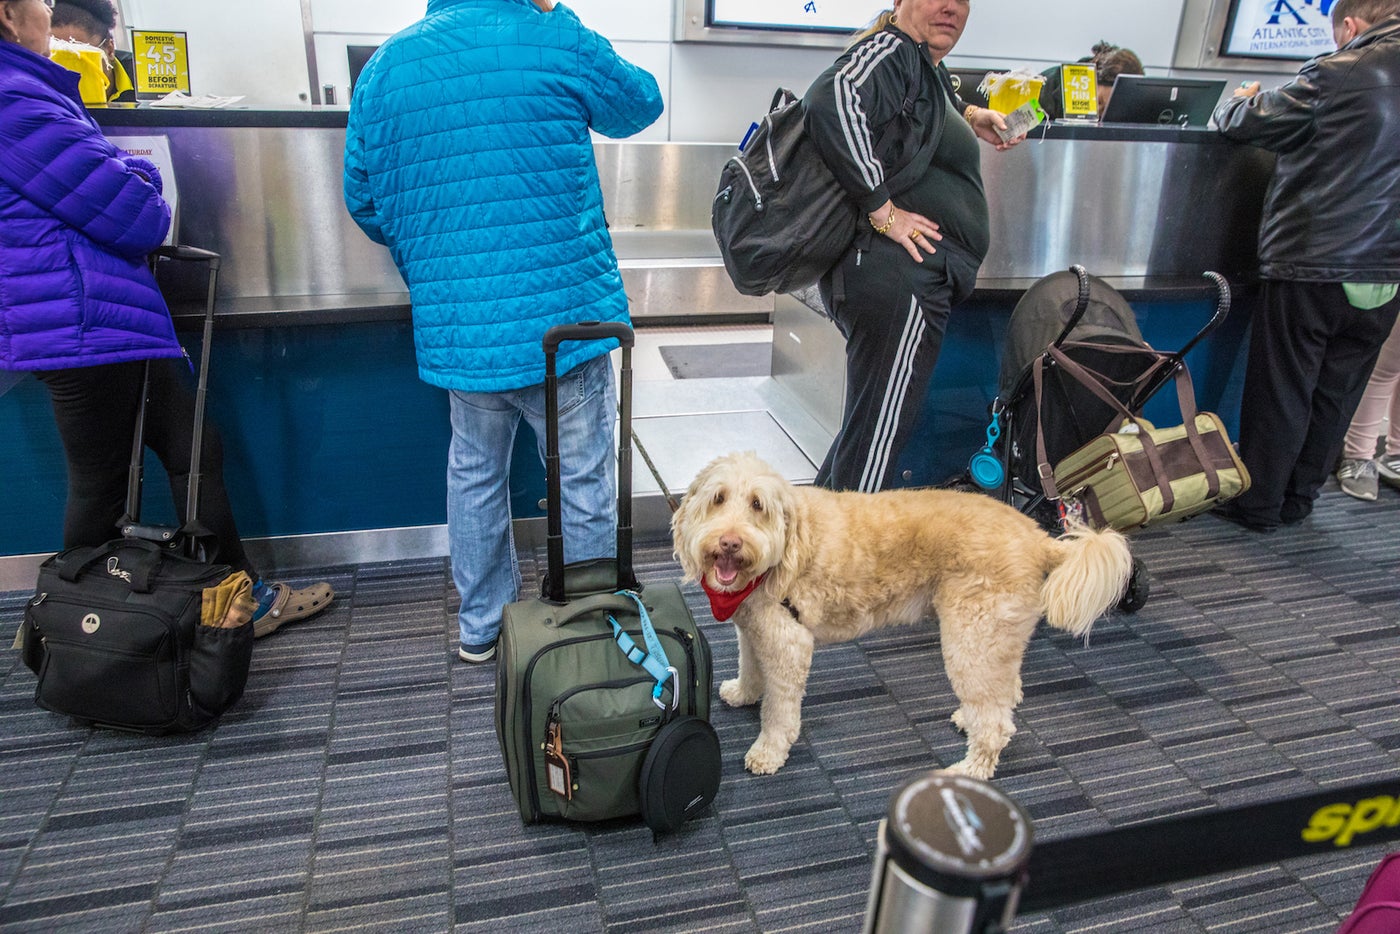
[863,771,1033,934]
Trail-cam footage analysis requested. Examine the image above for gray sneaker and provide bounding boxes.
[1377,453,1400,490]
[1338,457,1379,501]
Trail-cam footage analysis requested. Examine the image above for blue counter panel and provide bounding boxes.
[1,297,1248,556]
[0,321,546,557]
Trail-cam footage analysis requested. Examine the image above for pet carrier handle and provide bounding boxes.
[1172,271,1232,363]
[1047,344,1207,434]
[542,322,635,604]
[1050,265,1092,347]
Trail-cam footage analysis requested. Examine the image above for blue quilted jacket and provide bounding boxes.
[0,41,176,372]
[343,0,662,392]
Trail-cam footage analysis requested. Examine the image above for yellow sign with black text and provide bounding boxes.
[131,30,190,97]
[1059,63,1098,121]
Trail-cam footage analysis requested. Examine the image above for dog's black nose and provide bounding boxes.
[719,535,742,554]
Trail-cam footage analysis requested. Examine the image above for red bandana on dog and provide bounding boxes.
[700,572,768,622]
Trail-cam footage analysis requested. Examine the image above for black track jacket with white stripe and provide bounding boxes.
[802,26,962,217]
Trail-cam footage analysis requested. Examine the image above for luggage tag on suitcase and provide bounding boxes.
[544,716,573,800]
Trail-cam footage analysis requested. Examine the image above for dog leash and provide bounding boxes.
[630,428,681,513]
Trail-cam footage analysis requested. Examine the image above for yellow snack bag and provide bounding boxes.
[979,69,1047,115]
[49,38,110,106]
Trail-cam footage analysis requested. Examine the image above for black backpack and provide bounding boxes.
[711,62,946,297]
[712,88,857,297]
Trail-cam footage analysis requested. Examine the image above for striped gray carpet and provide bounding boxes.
[2,484,1398,932]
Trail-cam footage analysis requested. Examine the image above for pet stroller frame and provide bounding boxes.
[971,265,1232,611]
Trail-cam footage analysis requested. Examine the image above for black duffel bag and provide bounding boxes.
[19,538,254,734]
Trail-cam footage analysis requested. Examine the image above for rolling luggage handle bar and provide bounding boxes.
[542,321,636,604]
[122,245,222,560]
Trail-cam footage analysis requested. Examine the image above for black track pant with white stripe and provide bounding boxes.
[816,234,980,492]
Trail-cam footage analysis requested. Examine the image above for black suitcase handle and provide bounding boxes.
[542,321,636,603]
[543,320,633,355]
[121,245,222,559]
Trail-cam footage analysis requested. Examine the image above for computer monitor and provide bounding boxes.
[1100,75,1227,128]
[1220,0,1336,61]
[347,45,379,93]
[946,68,994,108]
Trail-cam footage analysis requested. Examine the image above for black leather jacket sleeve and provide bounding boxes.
[1211,15,1400,281]
[1214,60,1324,153]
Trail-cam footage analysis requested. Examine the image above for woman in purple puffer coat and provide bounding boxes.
[0,0,332,634]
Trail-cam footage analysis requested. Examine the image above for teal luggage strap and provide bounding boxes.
[608,590,678,710]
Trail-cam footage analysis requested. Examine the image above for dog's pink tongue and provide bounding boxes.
[714,554,740,586]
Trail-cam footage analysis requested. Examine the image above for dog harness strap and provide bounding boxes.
[609,590,678,709]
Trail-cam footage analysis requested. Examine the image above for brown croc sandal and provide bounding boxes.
[254,581,335,638]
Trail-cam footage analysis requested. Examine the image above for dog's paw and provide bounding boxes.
[744,737,791,775]
[944,756,995,780]
[720,678,760,707]
[949,707,968,735]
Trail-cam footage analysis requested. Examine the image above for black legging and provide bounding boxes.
[34,359,257,578]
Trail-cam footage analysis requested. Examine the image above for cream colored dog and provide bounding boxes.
[671,451,1133,780]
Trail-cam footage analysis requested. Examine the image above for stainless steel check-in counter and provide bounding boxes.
[0,109,1274,585]
[88,108,769,326]
[83,109,1272,324]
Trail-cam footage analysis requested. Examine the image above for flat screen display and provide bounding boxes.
[1100,76,1227,127]
[708,0,887,33]
[348,45,378,92]
[1221,0,1338,60]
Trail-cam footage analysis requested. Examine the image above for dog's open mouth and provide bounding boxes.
[712,552,742,588]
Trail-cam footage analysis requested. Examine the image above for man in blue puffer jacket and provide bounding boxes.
[344,0,662,663]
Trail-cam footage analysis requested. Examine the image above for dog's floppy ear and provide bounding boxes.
[766,472,807,594]
[670,458,720,583]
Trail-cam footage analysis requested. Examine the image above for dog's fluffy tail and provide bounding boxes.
[1041,523,1134,638]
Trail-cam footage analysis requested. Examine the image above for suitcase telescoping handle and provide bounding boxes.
[122,245,222,559]
[542,321,635,604]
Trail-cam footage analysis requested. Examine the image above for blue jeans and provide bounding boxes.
[446,353,617,647]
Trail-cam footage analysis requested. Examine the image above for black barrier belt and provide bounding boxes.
[1020,775,1400,912]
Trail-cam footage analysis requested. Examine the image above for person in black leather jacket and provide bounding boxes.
[1210,0,1400,531]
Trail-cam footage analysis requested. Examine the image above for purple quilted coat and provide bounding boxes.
[0,40,177,372]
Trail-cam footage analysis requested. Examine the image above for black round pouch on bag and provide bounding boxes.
[638,715,721,833]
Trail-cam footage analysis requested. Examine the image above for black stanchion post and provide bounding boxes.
[863,771,1033,934]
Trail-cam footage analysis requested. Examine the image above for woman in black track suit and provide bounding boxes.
[805,0,1023,492]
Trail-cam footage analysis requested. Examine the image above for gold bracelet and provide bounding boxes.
[964,103,978,123]
[870,205,896,234]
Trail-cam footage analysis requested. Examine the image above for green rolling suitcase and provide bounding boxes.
[494,322,715,826]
